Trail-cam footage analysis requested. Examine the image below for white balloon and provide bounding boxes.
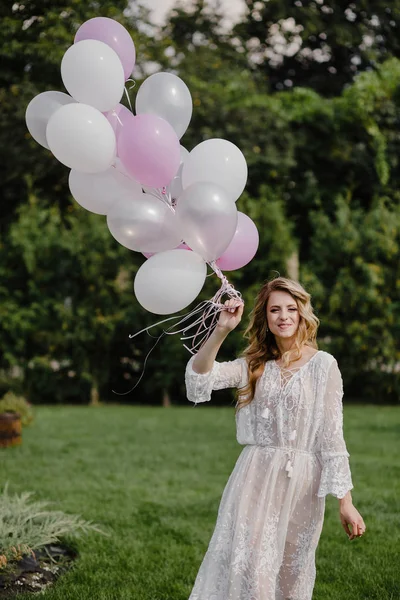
[179,145,190,163]
[134,249,207,315]
[135,72,193,139]
[182,139,248,202]
[69,166,142,215]
[113,157,141,186]
[46,103,116,173]
[25,91,76,149]
[107,193,183,253]
[175,182,238,262]
[61,40,125,112]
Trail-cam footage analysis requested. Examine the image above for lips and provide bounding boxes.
[278,324,291,329]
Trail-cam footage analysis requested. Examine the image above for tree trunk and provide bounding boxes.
[90,379,100,406]
[162,388,171,408]
[286,249,299,280]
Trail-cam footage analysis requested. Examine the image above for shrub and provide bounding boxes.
[0,483,108,570]
[0,392,34,426]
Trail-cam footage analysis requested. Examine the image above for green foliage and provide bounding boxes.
[0,392,34,426]
[0,1,129,223]
[1,0,399,403]
[307,195,400,400]
[232,0,400,96]
[0,482,108,569]
[0,194,141,403]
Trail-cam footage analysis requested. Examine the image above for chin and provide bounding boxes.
[274,329,296,338]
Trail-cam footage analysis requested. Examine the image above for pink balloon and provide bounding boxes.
[75,17,136,81]
[104,103,134,142]
[216,212,259,271]
[118,114,181,188]
[143,242,191,259]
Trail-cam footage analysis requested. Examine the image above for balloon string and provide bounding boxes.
[129,266,242,350]
[124,85,134,113]
[112,109,123,127]
[126,78,136,92]
[147,187,173,210]
[127,266,242,350]
[112,330,165,396]
[179,260,243,353]
[114,267,243,396]
[127,301,210,340]
[113,300,212,396]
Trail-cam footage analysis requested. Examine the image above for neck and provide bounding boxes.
[275,336,297,355]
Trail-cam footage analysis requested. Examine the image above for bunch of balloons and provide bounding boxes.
[26,17,259,320]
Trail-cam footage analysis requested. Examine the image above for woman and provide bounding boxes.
[185,277,366,600]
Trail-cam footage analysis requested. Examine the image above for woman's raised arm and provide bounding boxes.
[192,299,244,374]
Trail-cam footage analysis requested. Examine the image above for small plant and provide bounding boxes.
[0,544,34,576]
[0,392,34,426]
[0,483,109,570]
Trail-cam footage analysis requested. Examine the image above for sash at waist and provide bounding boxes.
[248,444,317,456]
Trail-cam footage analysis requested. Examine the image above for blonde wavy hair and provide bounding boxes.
[236,277,320,413]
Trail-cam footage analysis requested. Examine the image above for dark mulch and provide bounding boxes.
[0,544,77,598]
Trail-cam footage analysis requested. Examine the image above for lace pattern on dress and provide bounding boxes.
[185,351,354,600]
[316,359,354,498]
[185,354,244,405]
[185,352,353,497]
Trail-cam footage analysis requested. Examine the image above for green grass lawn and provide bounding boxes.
[1,404,399,600]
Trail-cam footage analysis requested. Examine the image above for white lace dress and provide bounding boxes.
[185,350,353,600]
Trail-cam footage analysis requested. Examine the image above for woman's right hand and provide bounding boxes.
[217,299,244,332]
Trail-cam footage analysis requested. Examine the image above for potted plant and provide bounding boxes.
[0,392,34,448]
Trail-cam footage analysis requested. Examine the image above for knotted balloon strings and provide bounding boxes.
[149,186,174,210]
[129,261,243,355]
[179,261,243,353]
[110,154,174,211]
[112,265,243,395]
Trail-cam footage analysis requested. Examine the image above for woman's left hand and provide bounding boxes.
[340,501,366,540]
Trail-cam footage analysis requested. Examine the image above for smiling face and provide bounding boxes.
[266,290,300,341]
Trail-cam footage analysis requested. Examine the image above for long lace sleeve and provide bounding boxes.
[317,359,354,499]
[185,354,245,405]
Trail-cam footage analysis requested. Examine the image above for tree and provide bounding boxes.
[2,0,399,404]
[304,194,400,400]
[0,0,157,229]
[0,191,139,404]
[233,0,400,96]
[0,1,177,405]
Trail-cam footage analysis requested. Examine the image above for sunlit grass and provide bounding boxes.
[1,404,399,599]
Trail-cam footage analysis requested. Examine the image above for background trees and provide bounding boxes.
[233,0,400,96]
[1,0,399,404]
